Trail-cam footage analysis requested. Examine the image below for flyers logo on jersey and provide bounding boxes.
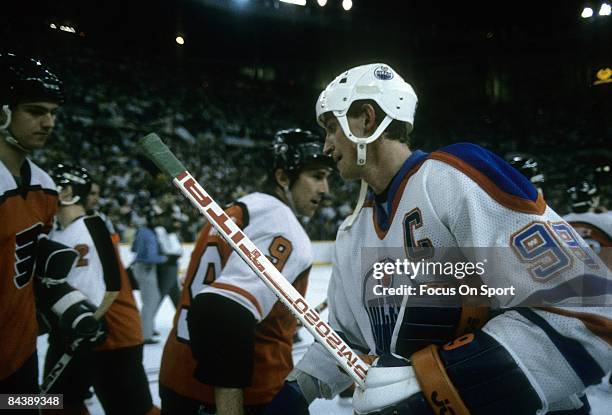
[14,222,43,288]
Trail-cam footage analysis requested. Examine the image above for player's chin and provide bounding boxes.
[29,135,49,147]
[299,204,317,218]
[338,166,359,181]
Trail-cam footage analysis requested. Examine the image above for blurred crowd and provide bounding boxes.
[36,50,610,242]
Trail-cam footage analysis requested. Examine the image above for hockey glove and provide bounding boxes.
[352,354,432,415]
[59,299,107,350]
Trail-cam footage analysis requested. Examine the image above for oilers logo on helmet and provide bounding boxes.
[374,65,394,80]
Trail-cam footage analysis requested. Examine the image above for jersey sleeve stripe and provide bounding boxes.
[514,308,605,386]
[84,216,121,292]
[539,306,612,347]
[430,151,546,215]
[210,282,263,318]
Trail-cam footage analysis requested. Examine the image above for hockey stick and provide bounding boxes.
[138,133,368,387]
[40,314,108,394]
[296,299,328,327]
[40,337,82,394]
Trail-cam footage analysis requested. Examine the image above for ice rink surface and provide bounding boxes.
[38,264,610,414]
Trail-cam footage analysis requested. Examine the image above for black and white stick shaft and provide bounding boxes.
[138,133,368,387]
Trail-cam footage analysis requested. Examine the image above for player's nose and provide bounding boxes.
[320,179,329,195]
[41,113,55,129]
[323,135,334,155]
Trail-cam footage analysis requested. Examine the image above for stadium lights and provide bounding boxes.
[581,6,594,17]
[49,23,76,33]
[342,0,353,11]
[599,3,611,15]
[279,0,307,5]
[175,36,185,45]
[317,0,327,6]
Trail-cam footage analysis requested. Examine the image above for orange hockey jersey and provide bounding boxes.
[160,193,313,405]
[0,159,58,379]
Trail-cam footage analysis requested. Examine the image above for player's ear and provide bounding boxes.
[274,168,291,190]
[362,103,377,135]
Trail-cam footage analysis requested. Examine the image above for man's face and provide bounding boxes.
[322,114,364,180]
[86,183,101,211]
[9,102,59,150]
[290,166,331,218]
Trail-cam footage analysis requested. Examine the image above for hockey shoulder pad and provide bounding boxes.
[36,235,79,285]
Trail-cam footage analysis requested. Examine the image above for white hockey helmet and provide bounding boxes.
[316,63,418,165]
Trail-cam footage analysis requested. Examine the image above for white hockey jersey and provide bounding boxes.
[160,192,314,405]
[296,143,612,412]
[194,192,313,322]
[51,215,121,306]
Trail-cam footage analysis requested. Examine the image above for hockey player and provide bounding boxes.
[85,180,121,245]
[267,64,612,415]
[44,163,160,415]
[0,53,102,406]
[158,129,333,415]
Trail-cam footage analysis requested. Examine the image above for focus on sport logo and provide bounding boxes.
[374,65,394,80]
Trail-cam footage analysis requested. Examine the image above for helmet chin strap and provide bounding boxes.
[0,105,11,129]
[59,196,81,206]
[340,179,368,231]
[333,114,394,230]
[1,105,32,154]
[56,185,81,206]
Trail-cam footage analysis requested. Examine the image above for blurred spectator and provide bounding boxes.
[131,212,166,344]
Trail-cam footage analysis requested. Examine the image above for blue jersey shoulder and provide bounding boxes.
[435,142,538,203]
